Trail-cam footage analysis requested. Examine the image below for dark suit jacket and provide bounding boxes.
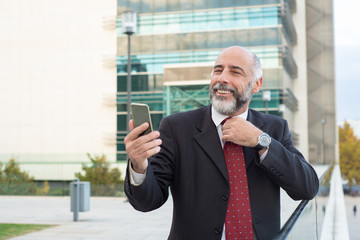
[124,105,319,240]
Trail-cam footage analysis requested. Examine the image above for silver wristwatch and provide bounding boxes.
[255,132,271,151]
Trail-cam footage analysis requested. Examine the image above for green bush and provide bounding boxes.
[0,158,48,195]
[75,154,123,196]
[47,187,70,196]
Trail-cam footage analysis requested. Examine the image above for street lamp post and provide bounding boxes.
[321,118,327,164]
[122,11,137,134]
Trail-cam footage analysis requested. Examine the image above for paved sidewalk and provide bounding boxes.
[0,196,172,240]
[344,195,360,240]
[0,195,298,240]
[0,166,326,239]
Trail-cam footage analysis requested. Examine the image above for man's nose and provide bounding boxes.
[218,71,229,84]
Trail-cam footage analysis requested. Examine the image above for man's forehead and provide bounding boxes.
[215,54,251,68]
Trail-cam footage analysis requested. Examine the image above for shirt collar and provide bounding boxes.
[211,105,248,127]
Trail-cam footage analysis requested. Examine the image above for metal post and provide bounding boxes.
[73,178,79,222]
[322,118,327,164]
[126,34,132,134]
[122,10,137,160]
[265,100,269,114]
[262,90,271,114]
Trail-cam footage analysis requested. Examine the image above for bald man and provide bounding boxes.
[124,46,319,240]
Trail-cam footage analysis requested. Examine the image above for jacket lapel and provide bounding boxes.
[194,106,229,182]
[193,107,266,180]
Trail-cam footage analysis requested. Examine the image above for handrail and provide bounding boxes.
[272,162,334,240]
[272,200,309,240]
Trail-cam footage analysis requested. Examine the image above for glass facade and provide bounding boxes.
[117,0,298,160]
[118,7,280,36]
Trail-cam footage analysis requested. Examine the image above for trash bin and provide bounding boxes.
[70,180,90,212]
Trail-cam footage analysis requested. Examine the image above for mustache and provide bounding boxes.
[210,83,237,93]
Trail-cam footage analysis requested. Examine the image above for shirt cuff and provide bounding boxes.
[259,149,268,164]
[129,162,147,186]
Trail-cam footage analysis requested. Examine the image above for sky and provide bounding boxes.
[334,0,360,125]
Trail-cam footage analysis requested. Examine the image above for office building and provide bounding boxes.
[0,0,335,181]
[117,0,336,165]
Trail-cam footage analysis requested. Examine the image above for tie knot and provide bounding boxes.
[221,117,232,125]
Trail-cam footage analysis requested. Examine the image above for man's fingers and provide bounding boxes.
[221,117,262,147]
[133,142,161,161]
[125,122,150,142]
[126,137,162,173]
[130,144,161,173]
[142,138,162,152]
[129,131,161,152]
[129,119,135,131]
[133,122,149,136]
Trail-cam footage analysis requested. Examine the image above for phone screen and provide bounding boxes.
[130,103,153,135]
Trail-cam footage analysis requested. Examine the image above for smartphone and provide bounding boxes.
[130,103,153,135]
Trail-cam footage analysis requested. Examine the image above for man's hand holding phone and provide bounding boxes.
[124,104,162,174]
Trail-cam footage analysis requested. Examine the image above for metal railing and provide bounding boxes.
[273,163,333,240]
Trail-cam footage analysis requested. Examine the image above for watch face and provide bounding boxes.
[259,134,271,147]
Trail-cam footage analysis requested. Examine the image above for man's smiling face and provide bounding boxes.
[209,46,261,116]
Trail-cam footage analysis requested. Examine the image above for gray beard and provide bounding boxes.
[209,83,253,115]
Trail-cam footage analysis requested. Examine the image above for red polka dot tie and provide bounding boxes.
[223,139,254,239]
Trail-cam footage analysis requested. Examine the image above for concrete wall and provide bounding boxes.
[306,0,337,164]
[292,0,310,159]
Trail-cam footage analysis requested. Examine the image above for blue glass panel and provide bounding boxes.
[117,47,281,74]
[117,115,127,131]
[120,0,282,14]
[118,6,280,36]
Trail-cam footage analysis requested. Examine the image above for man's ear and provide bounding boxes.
[252,77,263,93]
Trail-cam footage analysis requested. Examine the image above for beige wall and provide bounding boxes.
[0,0,118,180]
[306,0,337,164]
[290,0,336,164]
[292,0,309,159]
